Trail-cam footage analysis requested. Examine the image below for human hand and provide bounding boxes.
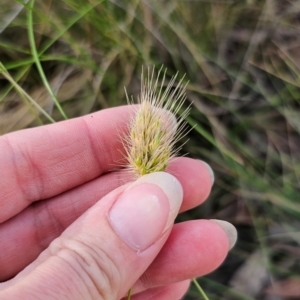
[0,106,237,299]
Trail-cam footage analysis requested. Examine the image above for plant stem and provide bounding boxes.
[192,278,210,300]
[27,0,68,120]
[0,62,56,123]
[127,288,132,300]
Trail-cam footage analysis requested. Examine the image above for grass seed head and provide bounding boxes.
[124,66,190,178]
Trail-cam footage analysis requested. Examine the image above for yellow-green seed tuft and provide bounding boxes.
[124,66,190,178]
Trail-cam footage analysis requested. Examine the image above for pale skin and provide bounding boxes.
[0,106,230,299]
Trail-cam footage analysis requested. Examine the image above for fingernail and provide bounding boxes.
[210,219,237,250]
[109,172,183,251]
[199,161,214,184]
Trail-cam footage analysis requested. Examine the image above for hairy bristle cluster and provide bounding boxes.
[124,66,190,177]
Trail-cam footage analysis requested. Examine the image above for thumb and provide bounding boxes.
[2,172,183,300]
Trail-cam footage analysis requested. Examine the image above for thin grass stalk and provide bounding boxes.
[27,0,68,120]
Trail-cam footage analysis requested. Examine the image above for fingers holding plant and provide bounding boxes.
[0,67,237,299]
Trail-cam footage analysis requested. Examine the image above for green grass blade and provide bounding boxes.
[0,62,55,123]
[27,0,67,120]
[192,278,210,300]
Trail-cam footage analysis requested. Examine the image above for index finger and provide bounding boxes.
[0,105,135,223]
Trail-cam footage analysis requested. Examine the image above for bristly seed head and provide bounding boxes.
[124,66,190,178]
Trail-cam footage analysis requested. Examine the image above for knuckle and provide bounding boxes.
[49,237,122,299]
[2,135,44,203]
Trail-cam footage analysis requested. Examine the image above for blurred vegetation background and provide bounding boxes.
[1,0,300,299]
